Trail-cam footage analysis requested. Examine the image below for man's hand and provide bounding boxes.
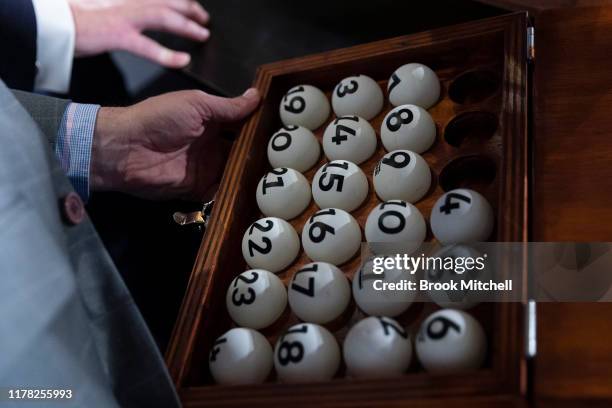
[68,0,210,68]
[91,89,260,200]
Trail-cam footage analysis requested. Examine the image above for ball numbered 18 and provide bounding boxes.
[312,160,368,212]
[322,115,377,165]
[280,85,330,130]
[381,104,436,154]
[332,74,384,120]
[242,217,300,273]
[373,150,431,203]
[365,200,426,255]
[267,125,321,172]
[256,167,311,220]
[301,208,361,265]
[388,63,440,109]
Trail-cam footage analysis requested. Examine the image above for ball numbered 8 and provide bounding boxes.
[332,74,384,120]
[381,104,436,154]
[322,115,377,165]
[280,85,330,130]
[301,208,361,265]
[373,150,431,203]
[312,160,368,212]
[256,167,311,220]
[267,125,321,172]
[242,217,300,273]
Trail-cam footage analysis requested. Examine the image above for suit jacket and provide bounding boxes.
[0,0,37,90]
[0,81,181,408]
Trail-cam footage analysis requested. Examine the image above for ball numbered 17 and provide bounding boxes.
[312,160,368,212]
[280,85,330,130]
[301,208,361,265]
[267,125,321,172]
[332,74,384,120]
[373,150,431,203]
[322,115,377,165]
[256,167,311,220]
[242,217,300,273]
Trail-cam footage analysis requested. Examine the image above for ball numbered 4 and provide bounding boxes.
[430,188,494,244]
[268,125,321,172]
[344,316,412,379]
[388,63,440,109]
[373,150,431,203]
[302,208,361,265]
[288,262,351,324]
[332,74,384,120]
[381,104,436,154]
[365,200,426,255]
[322,115,377,164]
[226,269,287,329]
[416,309,487,373]
[242,217,300,273]
[256,167,311,220]
[280,85,330,130]
[209,328,273,385]
[274,323,340,383]
[312,160,368,212]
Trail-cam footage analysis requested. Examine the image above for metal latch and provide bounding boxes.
[527,26,535,62]
[526,299,537,358]
[173,199,215,229]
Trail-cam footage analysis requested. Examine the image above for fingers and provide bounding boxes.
[198,88,262,123]
[144,8,210,42]
[165,0,210,25]
[127,33,191,68]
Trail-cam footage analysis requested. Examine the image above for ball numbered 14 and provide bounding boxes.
[381,104,436,154]
[312,160,368,212]
[373,150,431,203]
[242,217,300,273]
[267,125,321,172]
[301,208,361,265]
[322,115,377,165]
[332,74,384,120]
[365,200,426,255]
[256,167,311,220]
[388,63,440,109]
[280,85,330,130]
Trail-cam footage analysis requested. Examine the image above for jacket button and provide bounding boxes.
[61,192,85,225]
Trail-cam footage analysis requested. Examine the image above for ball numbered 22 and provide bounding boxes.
[242,217,300,273]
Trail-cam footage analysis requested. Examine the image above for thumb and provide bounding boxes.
[199,88,261,122]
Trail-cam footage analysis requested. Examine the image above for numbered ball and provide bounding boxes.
[268,125,321,172]
[209,328,273,385]
[288,262,351,324]
[373,150,431,203]
[322,115,377,165]
[343,316,412,379]
[280,85,330,130]
[388,63,440,109]
[332,74,384,120]
[302,208,361,265]
[381,104,436,154]
[274,323,340,383]
[256,168,311,220]
[430,189,494,244]
[415,309,487,373]
[312,160,368,212]
[365,200,426,255]
[226,269,287,329]
[242,217,300,273]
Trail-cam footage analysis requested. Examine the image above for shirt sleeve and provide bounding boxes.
[55,103,100,201]
[31,0,75,93]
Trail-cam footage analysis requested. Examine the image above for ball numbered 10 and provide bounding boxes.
[388,63,440,109]
[322,115,377,165]
[256,167,311,220]
[312,160,368,212]
[242,217,300,273]
[267,125,321,172]
[373,150,431,203]
[301,208,361,265]
[365,200,426,255]
[381,104,436,154]
[280,85,330,130]
[332,74,384,120]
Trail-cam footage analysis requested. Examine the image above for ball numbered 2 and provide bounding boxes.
[256,167,311,220]
[322,115,377,164]
[302,208,361,265]
[267,125,321,172]
[280,85,330,130]
[332,74,384,120]
[373,150,431,203]
[365,200,426,255]
[381,104,436,154]
[388,63,440,109]
[312,160,368,212]
[242,217,300,273]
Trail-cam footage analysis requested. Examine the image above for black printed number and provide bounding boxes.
[426,316,461,340]
[336,79,359,98]
[308,209,336,243]
[262,168,288,195]
[247,219,274,257]
[378,201,408,234]
[331,116,359,145]
[283,86,306,114]
[231,271,259,306]
[382,151,411,169]
[318,161,349,192]
[291,264,318,297]
[386,108,414,132]
[209,337,227,362]
[277,325,308,366]
[378,317,408,339]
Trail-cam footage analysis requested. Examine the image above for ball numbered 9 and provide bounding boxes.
[302,208,361,265]
[388,63,440,109]
[242,217,300,273]
[288,262,351,324]
[415,309,486,373]
[209,328,273,385]
[332,74,384,120]
[343,316,412,379]
[365,200,426,255]
[322,115,377,164]
[312,160,368,212]
[373,150,431,203]
[280,85,330,130]
[256,167,311,220]
[274,323,340,383]
[381,104,436,154]
[267,125,321,172]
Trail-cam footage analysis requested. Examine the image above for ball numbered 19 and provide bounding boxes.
[373,150,431,203]
[381,104,436,154]
[322,115,377,165]
[365,200,426,255]
[332,74,384,120]
[242,217,300,273]
[267,125,321,172]
[301,208,361,265]
[388,63,440,109]
[280,85,330,130]
[256,167,311,220]
[312,160,368,212]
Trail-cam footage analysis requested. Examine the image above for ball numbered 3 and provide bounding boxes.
[373,150,431,203]
[365,200,426,255]
[343,316,412,379]
[302,208,361,265]
[332,74,384,120]
[381,104,436,154]
[267,125,321,172]
[209,328,273,385]
[288,262,351,324]
[226,269,287,329]
[274,323,340,383]
[312,160,368,212]
[322,115,377,164]
[280,85,330,130]
[388,63,440,109]
[256,167,311,220]
[242,217,300,273]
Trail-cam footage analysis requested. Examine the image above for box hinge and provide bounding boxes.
[173,199,215,230]
[527,26,535,62]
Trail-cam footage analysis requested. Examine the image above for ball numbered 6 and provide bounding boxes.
[373,150,431,203]
[332,74,384,120]
[288,262,351,324]
[365,200,426,255]
[415,309,487,373]
[280,85,330,130]
[226,269,287,329]
[274,323,340,383]
[381,104,436,154]
[209,328,273,385]
[242,217,300,273]
[267,125,321,172]
[302,208,361,265]
[388,63,440,109]
[256,167,311,220]
[312,160,368,212]
[322,115,377,164]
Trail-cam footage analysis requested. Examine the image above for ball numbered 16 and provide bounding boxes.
[332,74,384,120]
[322,115,377,165]
[301,208,361,265]
[365,200,426,255]
[242,217,300,273]
[280,85,330,130]
[267,125,321,172]
[388,63,440,109]
[312,160,368,212]
[373,150,431,203]
[256,167,311,220]
[381,104,436,154]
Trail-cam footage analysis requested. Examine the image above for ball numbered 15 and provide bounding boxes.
[381,104,436,154]
[280,85,330,130]
[373,150,431,203]
[332,74,384,120]
[267,125,321,172]
[312,160,368,212]
[256,167,311,220]
[322,115,377,165]
[365,200,426,255]
[388,63,440,109]
[301,208,361,265]
[242,217,300,273]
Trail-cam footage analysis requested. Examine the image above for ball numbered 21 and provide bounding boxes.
[256,167,311,220]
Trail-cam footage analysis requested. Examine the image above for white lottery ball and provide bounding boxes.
[373,150,431,203]
[209,328,273,385]
[256,167,311,220]
[302,208,361,265]
[288,262,351,324]
[322,115,377,164]
[312,160,368,212]
[430,189,494,244]
[381,104,436,154]
[365,200,426,255]
[332,74,384,120]
[226,269,287,329]
[343,316,412,379]
[415,309,487,373]
[242,217,300,273]
[268,125,321,172]
[280,85,330,130]
[388,63,440,109]
[274,323,340,383]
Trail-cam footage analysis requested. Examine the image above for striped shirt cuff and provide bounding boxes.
[55,103,100,201]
